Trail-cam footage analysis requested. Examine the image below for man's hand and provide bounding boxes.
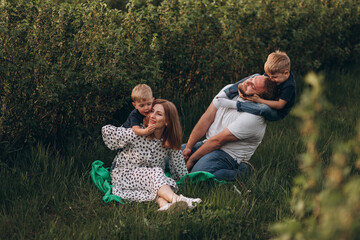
[186,158,196,172]
[182,147,192,162]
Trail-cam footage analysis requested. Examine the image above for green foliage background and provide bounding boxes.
[1,1,360,239]
[1,0,360,145]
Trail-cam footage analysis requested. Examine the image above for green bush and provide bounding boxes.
[0,0,162,143]
[1,0,360,145]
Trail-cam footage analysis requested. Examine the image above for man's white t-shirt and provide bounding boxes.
[206,85,266,164]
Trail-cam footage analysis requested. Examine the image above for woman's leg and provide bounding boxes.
[157,185,176,203]
[156,197,169,208]
[157,185,184,211]
[191,149,238,180]
[157,185,202,210]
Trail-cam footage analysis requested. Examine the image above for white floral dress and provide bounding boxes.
[102,125,188,202]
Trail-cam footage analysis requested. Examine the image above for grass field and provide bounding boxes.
[1,65,359,239]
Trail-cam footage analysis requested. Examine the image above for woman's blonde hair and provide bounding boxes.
[151,99,182,150]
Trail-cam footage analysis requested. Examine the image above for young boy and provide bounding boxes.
[216,50,296,121]
[110,84,155,171]
[122,83,156,136]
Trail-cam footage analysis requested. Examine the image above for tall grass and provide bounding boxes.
[1,66,359,239]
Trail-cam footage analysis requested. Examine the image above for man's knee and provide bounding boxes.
[237,162,255,179]
[211,162,255,181]
[213,169,237,181]
[191,158,215,173]
[190,150,236,174]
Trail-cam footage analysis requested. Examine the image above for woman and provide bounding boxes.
[102,99,201,211]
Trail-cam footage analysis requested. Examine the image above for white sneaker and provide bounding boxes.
[158,203,172,211]
[158,201,188,212]
[174,194,202,209]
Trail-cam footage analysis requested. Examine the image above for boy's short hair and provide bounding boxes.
[264,50,290,74]
[131,84,153,102]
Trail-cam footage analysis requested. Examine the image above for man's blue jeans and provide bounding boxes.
[184,142,253,181]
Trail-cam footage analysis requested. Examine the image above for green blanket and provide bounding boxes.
[90,160,225,204]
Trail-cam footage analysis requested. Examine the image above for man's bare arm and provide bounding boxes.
[183,103,217,160]
[186,128,238,171]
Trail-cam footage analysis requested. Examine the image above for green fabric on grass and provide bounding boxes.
[90,160,226,204]
[90,160,125,204]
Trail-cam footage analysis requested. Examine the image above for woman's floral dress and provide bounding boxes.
[102,125,188,202]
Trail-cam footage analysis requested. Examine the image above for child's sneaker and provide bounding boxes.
[157,202,172,211]
[173,194,202,209]
[157,201,188,212]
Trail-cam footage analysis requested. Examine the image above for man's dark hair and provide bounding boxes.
[259,77,278,100]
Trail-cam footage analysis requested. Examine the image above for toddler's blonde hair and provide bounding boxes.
[264,50,290,74]
[131,84,153,102]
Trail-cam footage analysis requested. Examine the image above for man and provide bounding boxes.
[183,75,277,181]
